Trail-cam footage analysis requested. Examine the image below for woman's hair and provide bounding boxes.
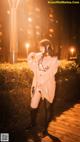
[39,39,54,57]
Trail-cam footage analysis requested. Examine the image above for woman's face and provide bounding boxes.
[40,46,45,53]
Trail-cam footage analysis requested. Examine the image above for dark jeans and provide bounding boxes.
[31,99,53,132]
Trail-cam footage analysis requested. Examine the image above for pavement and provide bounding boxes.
[48,102,80,142]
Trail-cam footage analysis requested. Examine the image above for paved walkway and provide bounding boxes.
[48,103,80,142]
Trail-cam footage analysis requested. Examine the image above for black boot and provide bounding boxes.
[30,108,38,128]
[26,108,38,131]
[43,99,53,136]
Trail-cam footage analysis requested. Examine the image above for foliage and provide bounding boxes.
[0,62,33,89]
[0,60,79,89]
[58,60,77,74]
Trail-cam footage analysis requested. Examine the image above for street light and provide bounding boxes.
[69,46,75,56]
[27,17,32,22]
[8,0,21,63]
[25,42,30,57]
[69,46,77,60]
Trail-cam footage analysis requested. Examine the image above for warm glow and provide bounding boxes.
[35,25,40,29]
[0,32,3,36]
[36,31,40,35]
[25,42,30,48]
[0,24,2,28]
[49,14,53,18]
[70,47,75,54]
[35,7,40,12]
[49,28,54,33]
[49,34,53,37]
[7,10,10,15]
[25,42,30,57]
[8,0,21,63]
[27,17,32,22]
[56,20,59,23]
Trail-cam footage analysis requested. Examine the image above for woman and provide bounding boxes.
[27,39,59,138]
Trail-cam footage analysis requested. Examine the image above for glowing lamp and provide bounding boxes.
[25,42,30,57]
[28,17,32,22]
[25,43,30,48]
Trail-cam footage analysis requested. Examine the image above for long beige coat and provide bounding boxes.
[27,52,59,108]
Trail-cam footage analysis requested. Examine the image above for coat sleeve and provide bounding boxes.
[27,52,37,72]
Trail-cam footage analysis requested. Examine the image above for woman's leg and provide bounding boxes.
[30,99,53,136]
[30,107,38,128]
[30,90,41,128]
[43,99,53,134]
[36,99,53,136]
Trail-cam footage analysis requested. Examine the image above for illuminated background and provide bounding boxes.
[0,0,80,62]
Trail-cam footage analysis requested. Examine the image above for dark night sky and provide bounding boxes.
[51,4,80,45]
